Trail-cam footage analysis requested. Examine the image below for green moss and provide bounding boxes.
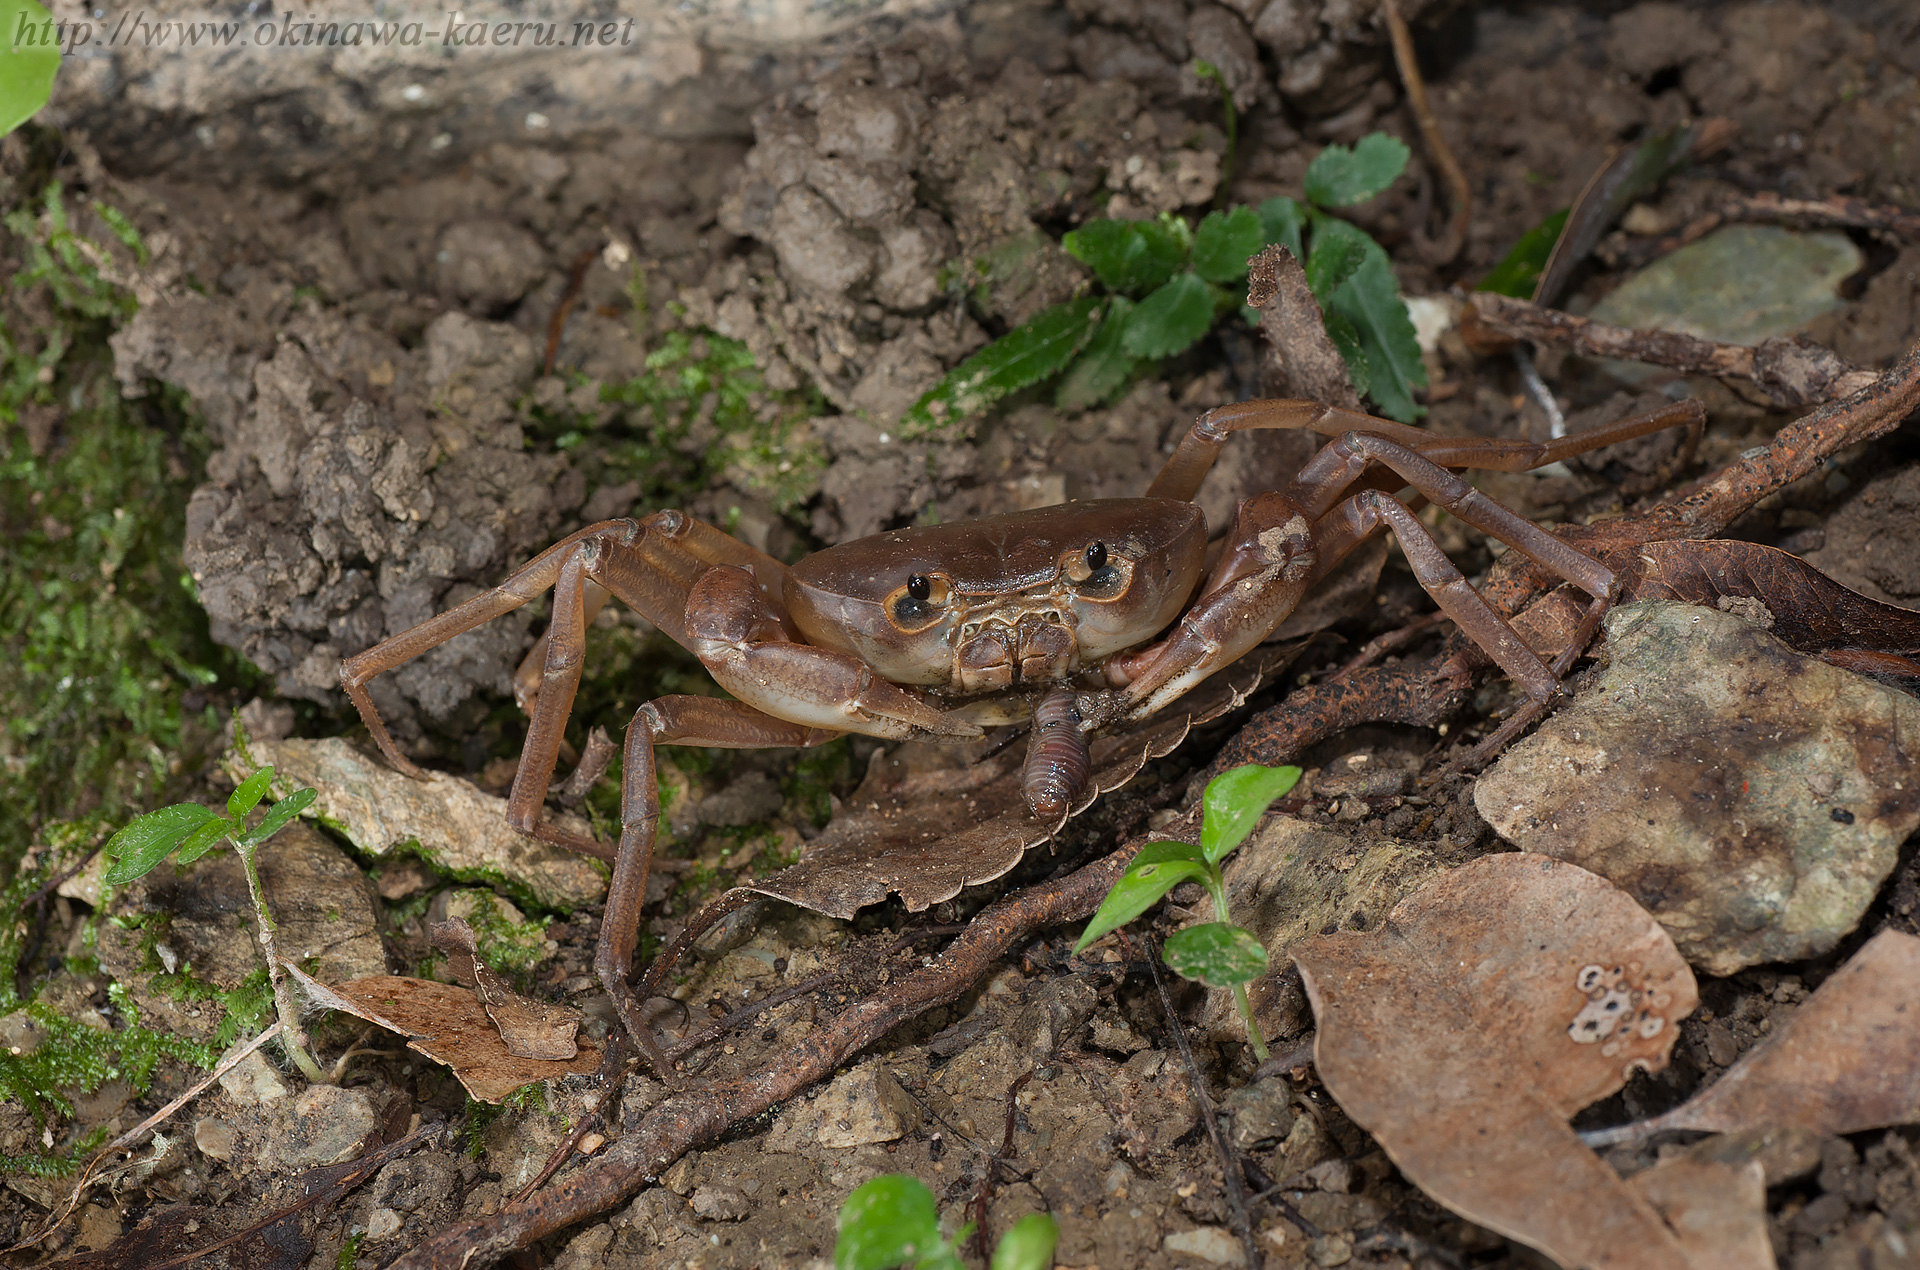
[451,890,548,977]
[0,176,258,875]
[536,328,826,517]
[335,1231,364,1270]
[785,738,852,828]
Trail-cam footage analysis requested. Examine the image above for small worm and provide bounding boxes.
[1022,687,1090,820]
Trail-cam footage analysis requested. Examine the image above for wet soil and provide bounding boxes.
[6,0,1920,1267]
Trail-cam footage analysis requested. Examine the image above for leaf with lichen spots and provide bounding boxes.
[1293,853,1698,1269]
[902,297,1103,434]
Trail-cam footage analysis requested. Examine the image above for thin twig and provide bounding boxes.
[544,244,602,376]
[1147,940,1260,1270]
[513,1030,628,1204]
[387,833,1162,1270]
[1241,1156,1324,1239]
[1469,292,1877,409]
[970,1067,1037,1262]
[663,972,844,1062]
[1383,0,1469,265]
[1606,191,1920,272]
[4,1020,285,1253]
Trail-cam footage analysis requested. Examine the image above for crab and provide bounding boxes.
[340,394,1700,1074]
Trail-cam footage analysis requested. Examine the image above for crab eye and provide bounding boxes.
[888,573,950,631]
[1066,540,1126,595]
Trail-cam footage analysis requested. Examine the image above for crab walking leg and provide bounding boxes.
[514,510,796,712]
[340,520,645,779]
[504,544,607,859]
[602,696,839,1075]
[1147,397,1706,503]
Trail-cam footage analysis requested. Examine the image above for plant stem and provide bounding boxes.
[234,837,327,1083]
[1204,868,1270,1062]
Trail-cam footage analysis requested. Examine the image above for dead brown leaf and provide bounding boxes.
[742,646,1296,919]
[428,916,580,1061]
[1627,1156,1774,1270]
[284,963,599,1102]
[1293,853,1700,1269]
[1586,929,1920,1147]
[1626,539,1920,678]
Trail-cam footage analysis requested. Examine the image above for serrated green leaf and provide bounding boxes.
[836,1175,950,1270]
[170,816,234,868]
[1304,133,1411,208]
[1304,215,1370,304]
[1055,297,1139,411]
[1164,922,1269,987]
[990,1213,1059,1270]
[228,766,276,820]
[902,297,1103,433]
[236,787,316,848]
[1257,197,1306,260]
[1120,273,1216,359]
[1062,217,1190,294]
[0,0,61,138]
[1192,207,1265,283]
[1327,247,1427,423]
[103,803,219,885]
[1075,841,1211,951]
[1200,765,1303,864]
[1479,207,1570,299]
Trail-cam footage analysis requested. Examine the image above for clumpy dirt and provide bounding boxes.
[6,0,1920,1267]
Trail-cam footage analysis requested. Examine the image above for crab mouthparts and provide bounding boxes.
[954,610,1077,692]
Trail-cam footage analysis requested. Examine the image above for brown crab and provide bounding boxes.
[340,395,1700,1073]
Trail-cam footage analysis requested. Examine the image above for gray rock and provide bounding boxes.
[1220,1077,1296,1149]
[690,1183,752,1221]
[1475,601,1920,975]
[193,1117,238,1162]
[233,737,604,910]
[813,1064,920,1148]
[261,1085,377,1170]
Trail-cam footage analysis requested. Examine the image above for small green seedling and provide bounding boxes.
[835,1174,1058,1270]
[1075,764,1302,1061]
[904,131,1425,433]
[103,766,326,1081]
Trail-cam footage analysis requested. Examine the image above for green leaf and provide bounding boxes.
[1322,311,1371,397]
[103,804,219,885]
[902,297,1104,433]
[1061,216,1190,294]
[1120,273,1216,359]
[236,787,317,848]
[1257,197,1307,260]
[990,1213,1060,1270]
[1327,247,1428,423]
[1191,207,1265,284]
[1480,207,1569,300]
[1075,841,1211,951]
[1303,133,1411,208]
[1164,922,1270,988]
[1055,297,1139,410]
[227,766,276,820]
[1200,765,1303,864]
[836,1175,949,1270]
[1303,215,1370,304]
[170,816,234,868]
[0,0,61,138]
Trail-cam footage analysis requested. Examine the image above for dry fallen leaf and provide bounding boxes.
[284,963,599,1102]
[1293,853,1700,1269]
[1628,1156,1773,1270]
[741,647,1296,919]
[428,916,580,1061]
[1627,538,1920,678]
[1586,928,1920,1147]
